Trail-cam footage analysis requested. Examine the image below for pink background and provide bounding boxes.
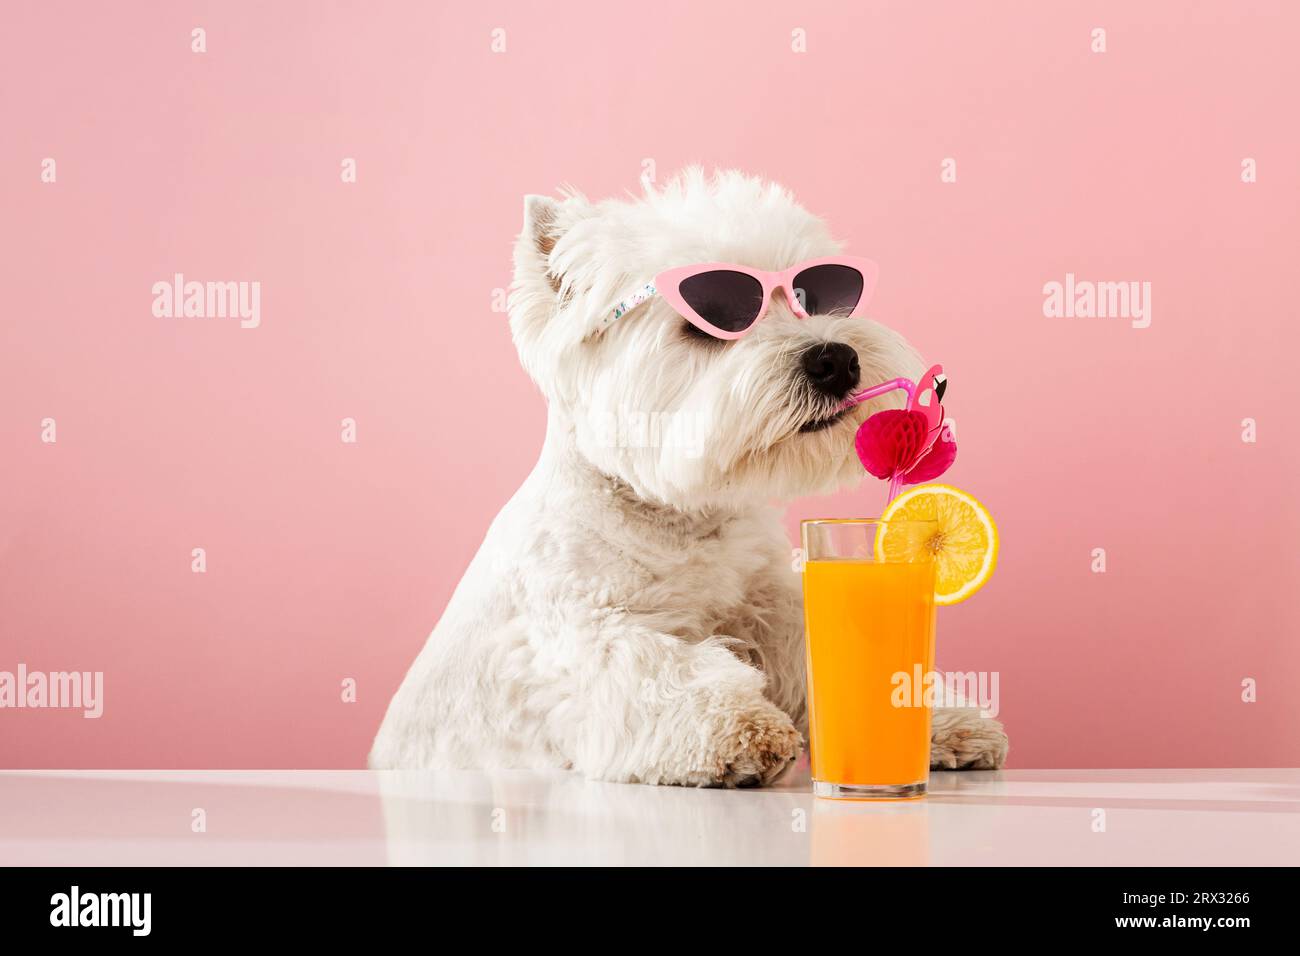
[3,1,1297,769]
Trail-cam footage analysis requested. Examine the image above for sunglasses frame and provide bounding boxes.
[601,255,880,340]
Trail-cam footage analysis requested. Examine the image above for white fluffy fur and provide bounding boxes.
[370,169,1008,785]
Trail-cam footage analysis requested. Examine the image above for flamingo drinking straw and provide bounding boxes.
[842,364,956,505]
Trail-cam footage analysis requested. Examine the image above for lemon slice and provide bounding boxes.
[876,484,998,605]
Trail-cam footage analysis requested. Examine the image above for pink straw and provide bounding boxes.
[840,376,917,412]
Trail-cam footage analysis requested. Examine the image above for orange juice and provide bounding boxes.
[802,558,936,795]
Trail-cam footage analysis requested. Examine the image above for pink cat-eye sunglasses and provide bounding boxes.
[597,256,880,339]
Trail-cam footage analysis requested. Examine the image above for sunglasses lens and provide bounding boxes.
[678,270,765,333]
[791,264,865,316]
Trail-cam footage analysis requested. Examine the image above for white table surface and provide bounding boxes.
[2,765,1297,866]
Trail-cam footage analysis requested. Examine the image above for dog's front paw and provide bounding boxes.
[930,708,1009,770]
[704,701,802,788]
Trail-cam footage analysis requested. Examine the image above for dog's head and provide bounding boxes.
[509,168,923,511]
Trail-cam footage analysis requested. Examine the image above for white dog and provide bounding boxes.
[370,169,1008,785]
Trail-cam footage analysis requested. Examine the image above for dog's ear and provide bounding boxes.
[513,192,595,311]
[519,195,565,296]
[509,191,599,390]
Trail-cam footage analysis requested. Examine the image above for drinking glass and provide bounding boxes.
[801,518,938,799]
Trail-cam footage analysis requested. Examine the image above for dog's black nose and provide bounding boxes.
[800,343,860,398]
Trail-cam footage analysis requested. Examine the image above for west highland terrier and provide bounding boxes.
[370,169,1008,785]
